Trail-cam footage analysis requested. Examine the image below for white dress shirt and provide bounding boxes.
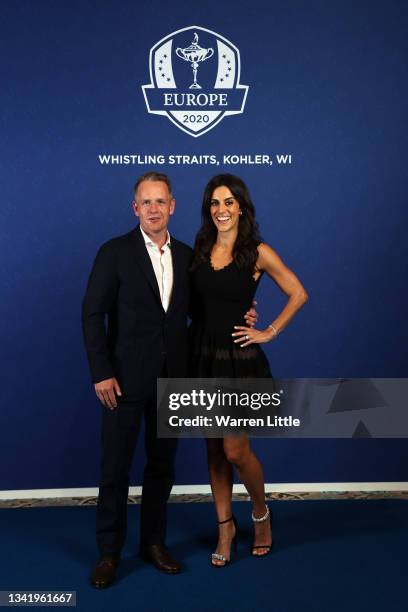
[140,226,173,311]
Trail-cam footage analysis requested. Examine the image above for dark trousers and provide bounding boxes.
[96,369,177,557]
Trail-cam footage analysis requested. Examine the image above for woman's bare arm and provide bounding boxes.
[233,243,308,347]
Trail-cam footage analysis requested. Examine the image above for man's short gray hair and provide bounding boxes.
[134,172,173,197]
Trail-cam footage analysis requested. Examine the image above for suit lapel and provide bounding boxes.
[167,238,181,316]
[130,226,162,307]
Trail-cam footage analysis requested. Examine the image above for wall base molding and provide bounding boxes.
[1,483,407,508]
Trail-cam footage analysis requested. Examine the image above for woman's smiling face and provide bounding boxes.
[210,185,241,233]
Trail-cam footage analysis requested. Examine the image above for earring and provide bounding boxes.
[239,211,243,215]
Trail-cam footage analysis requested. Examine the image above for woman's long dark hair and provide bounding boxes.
[191,174,262,270]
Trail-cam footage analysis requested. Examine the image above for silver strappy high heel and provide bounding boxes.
[251,504,273,556]
[211,515,239,567]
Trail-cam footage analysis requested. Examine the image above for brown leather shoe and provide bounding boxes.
[140,544,181,574]
[90,556,120,588]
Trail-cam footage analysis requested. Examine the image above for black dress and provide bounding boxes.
[189,259,272,378]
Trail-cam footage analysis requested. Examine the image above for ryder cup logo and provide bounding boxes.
[142,26,248,137]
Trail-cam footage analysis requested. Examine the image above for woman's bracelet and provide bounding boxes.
[267,324,279,338]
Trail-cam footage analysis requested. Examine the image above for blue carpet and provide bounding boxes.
[0,500,407,611]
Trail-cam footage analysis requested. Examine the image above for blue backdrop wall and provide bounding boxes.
[1,0,407,490]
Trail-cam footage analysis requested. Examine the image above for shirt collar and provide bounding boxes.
[139,225,171,250]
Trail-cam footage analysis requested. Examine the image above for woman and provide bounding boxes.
[189,174,308,567]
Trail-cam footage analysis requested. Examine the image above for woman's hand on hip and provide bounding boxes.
[232,326,276,347]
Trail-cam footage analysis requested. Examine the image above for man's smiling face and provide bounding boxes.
[133,180,175,235]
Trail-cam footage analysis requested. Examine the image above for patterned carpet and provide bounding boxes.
[2,489,407,508]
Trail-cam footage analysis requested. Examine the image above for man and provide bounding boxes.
[82,172,256,588]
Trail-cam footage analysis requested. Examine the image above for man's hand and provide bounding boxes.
[94,377,122,410]
[244,300,258,328]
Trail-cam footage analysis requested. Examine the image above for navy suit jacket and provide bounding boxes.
[82,225,192,398]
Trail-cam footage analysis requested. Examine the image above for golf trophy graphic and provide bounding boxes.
[176,32,214,89]
[142,25,248,136]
